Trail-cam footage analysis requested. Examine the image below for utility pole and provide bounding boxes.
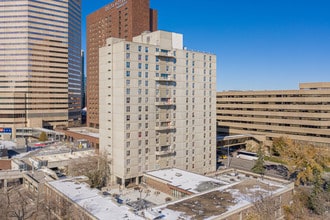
[227,146,230,168]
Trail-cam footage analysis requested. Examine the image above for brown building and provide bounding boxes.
[87,0,158,128]
[0,160,11,170]
[217,82,330,148]
[58,127,99,149]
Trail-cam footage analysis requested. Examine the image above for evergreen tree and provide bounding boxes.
[39,132,48,142]
[252,146,265,175]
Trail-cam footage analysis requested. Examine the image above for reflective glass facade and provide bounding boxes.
[68,0,82,124]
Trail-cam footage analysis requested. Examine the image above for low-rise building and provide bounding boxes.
[23,169,57,194]
[145,168,294,220]
[217,82,330,147]
[44,176,144,220]
[19,146,95,170]
[43,168,294,220]
[144,168,227,198]
[57,127,99,149]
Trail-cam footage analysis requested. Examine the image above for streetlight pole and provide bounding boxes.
[227,146,230,168]
[24,92,27,127]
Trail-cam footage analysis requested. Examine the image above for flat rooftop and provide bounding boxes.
[146,168,228,193]
[14,144,95,167]
[155,170,293,220]
[34,150,94,163]
[16,144,93,158]
[48,177,144,220]
[66,127,99,139]
[24,169,57,184]
[0,140,17,149]
[47,169,293,220]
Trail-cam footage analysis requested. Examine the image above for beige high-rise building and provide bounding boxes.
[0,0,81,136]
[217,82,330,148]
[99,31,217,185]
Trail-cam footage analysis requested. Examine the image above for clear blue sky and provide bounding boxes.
[82,0,330,91]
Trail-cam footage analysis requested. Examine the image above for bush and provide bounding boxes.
[165,197,172,202]
[264,156,286,164]
[39,132,48,142]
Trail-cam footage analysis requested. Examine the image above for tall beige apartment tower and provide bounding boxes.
[0,0,81,136]
[99,31,217,185]
[87,0,157,129]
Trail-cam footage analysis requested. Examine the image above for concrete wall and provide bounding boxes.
[44,183,96,220]
[144,175,193,198]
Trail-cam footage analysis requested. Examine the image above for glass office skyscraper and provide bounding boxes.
[68,0,82,125]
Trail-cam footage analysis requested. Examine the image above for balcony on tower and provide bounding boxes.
[155,97,175,106]
[155,121,175,131]
[155,145,175,156]
[155,49,175,58]
[155,74,175,82]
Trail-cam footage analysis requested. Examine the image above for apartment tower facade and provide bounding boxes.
[0,0,82,135]
[99,31,217,185]
[217,82,330,147]
[87,0,158,128]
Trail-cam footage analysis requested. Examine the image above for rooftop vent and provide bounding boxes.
[175,173,182,177]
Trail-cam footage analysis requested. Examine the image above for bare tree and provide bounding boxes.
[0,185,37,220]
[0,188,9,219]
[67,154,111,189]
[0,183,74,220]
[33,189,59,220]
[245,192,282,220]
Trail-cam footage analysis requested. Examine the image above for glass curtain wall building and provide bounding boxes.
[68,0,82,125]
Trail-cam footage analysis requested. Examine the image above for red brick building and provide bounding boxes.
[87,0,157,128]
[0,159,11,170]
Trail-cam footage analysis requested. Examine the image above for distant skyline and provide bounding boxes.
[82,0,330,91]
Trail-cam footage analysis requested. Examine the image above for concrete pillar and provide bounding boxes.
[4,179,8,192]
[11,126,16,139]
